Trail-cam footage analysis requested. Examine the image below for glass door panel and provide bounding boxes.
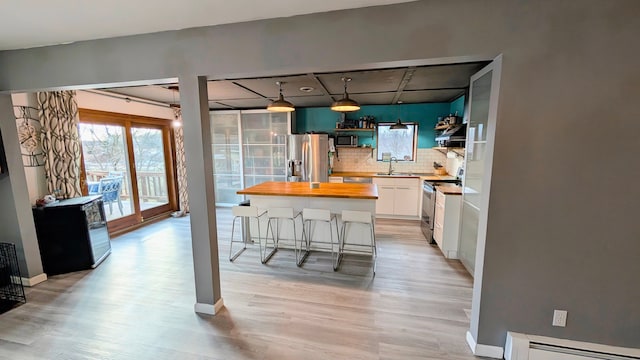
[241,112,287,188]
[211,112,242,206]
[79,123,135,222]
[459,68,493,277]
[130,127,170,213]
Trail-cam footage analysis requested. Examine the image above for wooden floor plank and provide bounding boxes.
[0,208,484,359]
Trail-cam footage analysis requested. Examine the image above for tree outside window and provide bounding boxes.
[376,123,418,161]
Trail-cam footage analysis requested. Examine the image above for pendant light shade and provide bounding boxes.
[331,77,360,112]
[390,118,408,130]
[267,81,295,112]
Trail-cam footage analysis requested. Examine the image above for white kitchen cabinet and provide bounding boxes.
[373,177,420,218]
[433,189,462,259]
[375,182,396,215]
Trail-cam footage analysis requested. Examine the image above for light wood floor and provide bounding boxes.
[0,208,483,360]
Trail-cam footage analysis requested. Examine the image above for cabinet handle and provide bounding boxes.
[396,187,410,190]
[381,186,394,189]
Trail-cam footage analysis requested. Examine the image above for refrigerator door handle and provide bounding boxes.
[302,141,308,181]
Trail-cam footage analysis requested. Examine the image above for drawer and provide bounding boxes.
[394,178,420,187]
[373,177,396,186]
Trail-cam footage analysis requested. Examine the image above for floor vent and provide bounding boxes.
[506,332,640,360]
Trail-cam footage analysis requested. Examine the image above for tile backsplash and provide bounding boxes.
[333,148,463,175]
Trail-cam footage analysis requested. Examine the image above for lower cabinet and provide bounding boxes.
[433,189,462,259]
[373,177,421,218]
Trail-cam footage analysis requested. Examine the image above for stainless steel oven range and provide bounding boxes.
[421,179,459,243]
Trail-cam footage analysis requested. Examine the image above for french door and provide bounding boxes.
[458,57,502,277]
[78,109,177,233]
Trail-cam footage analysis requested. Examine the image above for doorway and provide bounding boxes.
[78,109,177,233]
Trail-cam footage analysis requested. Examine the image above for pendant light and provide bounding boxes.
[390,101,408,130]
[267,81,295,112]
[331,77,360,112]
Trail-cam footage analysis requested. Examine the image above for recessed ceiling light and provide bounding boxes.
[299,86,315,92]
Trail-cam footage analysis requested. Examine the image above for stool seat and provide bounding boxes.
[339,210,377,276]
[268,207,296,219]
[302,208,332,221]
[341,210,373,224]
[233,205,263,218]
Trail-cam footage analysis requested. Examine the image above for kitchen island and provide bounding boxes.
[237,181,378,252]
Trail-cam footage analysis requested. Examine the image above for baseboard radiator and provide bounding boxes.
[506,332,640,360]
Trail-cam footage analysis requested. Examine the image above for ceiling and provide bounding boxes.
[98,62,489,110]
[0,0,416,51]
[1,1,486,109]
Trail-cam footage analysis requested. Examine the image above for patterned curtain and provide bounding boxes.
[173,109,189,215]
[37,91,82,199]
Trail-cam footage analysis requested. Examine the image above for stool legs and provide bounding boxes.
[230,215,259,262]
[339,212,377,276]
[301,215,340,270]
[264,211,305,264]
[371,221,377,275]
[229,206,265,262]
[263,218,279,264]
[331,216,341,271]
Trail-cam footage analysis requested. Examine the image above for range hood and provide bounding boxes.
[435,123,467,147]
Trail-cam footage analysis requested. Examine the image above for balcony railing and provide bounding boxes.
[86,170,168,203]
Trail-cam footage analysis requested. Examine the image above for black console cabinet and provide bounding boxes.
[32,195,111,276]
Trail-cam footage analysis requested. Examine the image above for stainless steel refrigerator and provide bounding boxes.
[287,134,328,182]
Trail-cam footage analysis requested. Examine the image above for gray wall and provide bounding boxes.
[0,95,44,278]
[1,0,638,349]
[0,174,22,265]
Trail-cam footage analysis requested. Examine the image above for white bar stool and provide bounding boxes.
[264,207,304,264]
[301,208,340,270]
[339,210,377,275]
[229,205,266,262]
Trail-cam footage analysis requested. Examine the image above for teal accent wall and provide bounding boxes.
[295,103,451,148]
[449,95,465,118]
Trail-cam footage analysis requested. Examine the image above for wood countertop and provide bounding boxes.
[331,171,457,181]
[237,181,378,199]
[436,184,462,195]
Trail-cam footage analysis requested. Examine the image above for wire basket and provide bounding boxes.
[0,242,26,313]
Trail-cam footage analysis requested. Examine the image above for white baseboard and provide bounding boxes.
[466,330,505,359]
[194,298,225,315]
[17,273,48,287]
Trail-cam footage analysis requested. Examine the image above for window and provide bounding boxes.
[376,122,418,161]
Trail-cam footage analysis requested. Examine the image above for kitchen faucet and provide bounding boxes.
[388,157,397,175]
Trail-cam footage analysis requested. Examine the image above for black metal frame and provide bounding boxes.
[0,243,26,313]
[0,129,9,179]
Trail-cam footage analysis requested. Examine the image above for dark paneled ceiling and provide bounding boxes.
[100,62,489,110]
